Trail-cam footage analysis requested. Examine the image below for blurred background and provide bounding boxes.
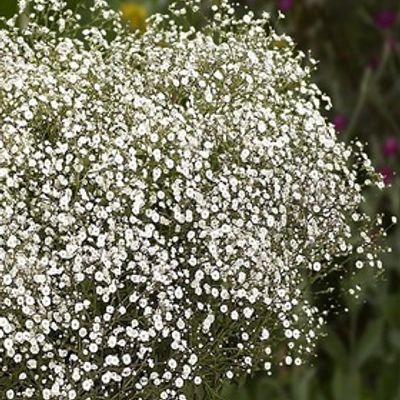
[1,0,399,398]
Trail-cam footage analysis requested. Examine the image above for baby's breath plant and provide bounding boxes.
[0,0,390,399]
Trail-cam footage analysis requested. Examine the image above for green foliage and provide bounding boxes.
[0,0,17,18]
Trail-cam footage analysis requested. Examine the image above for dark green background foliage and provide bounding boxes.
[2,0,399,399]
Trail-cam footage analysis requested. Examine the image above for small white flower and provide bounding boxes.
[0,168,8,178]
[6,235,18,249]
[82,379,93,391]
[260,328,270,340]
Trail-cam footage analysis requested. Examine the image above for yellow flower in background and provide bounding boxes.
[120,2,147,31]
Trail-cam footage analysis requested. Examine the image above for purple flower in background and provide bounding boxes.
[375,10,397,30]
[333,114,348,132]
[368,55,379,70]
[383,136,399,157]
[377,166,395,185]
[278,0,293,12]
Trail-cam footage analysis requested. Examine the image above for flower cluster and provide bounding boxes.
[0,0,388,399]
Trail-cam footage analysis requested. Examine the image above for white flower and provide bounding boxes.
[260,328,270,341]
[0,168,8,178]
[0,0,387,398]
[82,379,93,391]
[6,235,18,249]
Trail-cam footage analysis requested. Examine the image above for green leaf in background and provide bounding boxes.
[356,320,383,367]
[331,369,361,400]
[289,368,315,400]
[320,328,348,368]
[382,294,400,329]
[0,0,17,18]
[376,359,400,400]
[388,330,400,352]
